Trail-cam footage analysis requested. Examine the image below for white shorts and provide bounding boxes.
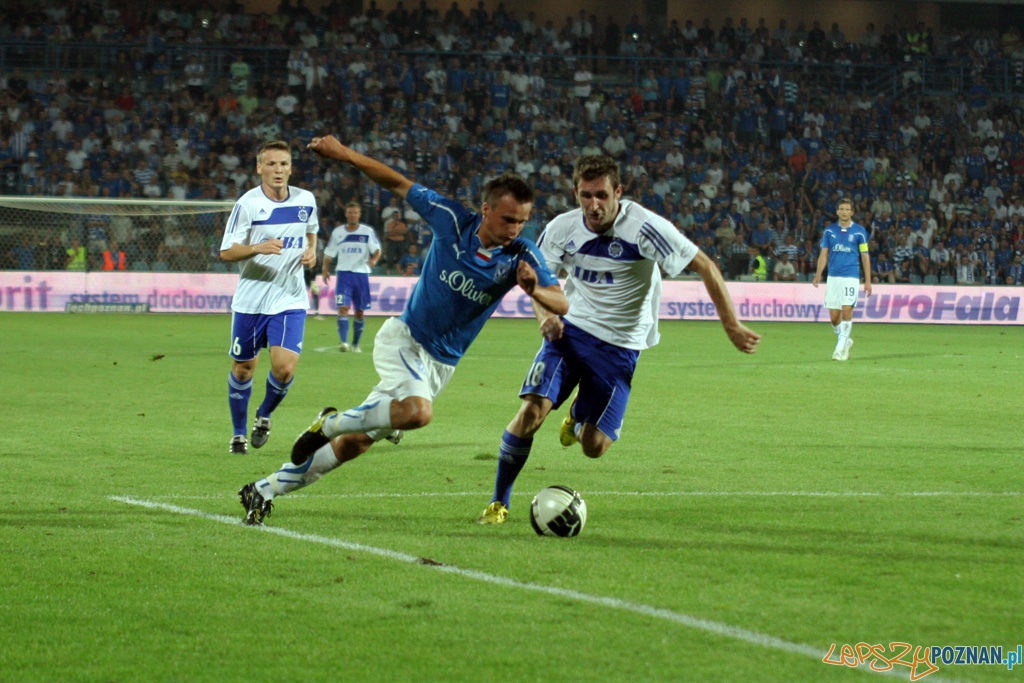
[364,316,456,406]
[824,276,861,310]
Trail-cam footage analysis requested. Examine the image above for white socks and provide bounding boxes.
[257,443,340,500]
[323,399,394,439]
[835,320,852,352]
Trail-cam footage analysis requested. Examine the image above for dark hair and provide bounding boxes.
[256,140,291,163]
[573,154,621,189]
[482,172,534,206]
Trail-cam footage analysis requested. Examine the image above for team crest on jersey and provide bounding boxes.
[298,208,309,222]
[493,260,511,282]
[608,239,623,258]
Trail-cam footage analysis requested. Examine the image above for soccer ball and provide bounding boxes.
[529,485,587,537]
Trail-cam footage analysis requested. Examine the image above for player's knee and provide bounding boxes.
[581,441,609,459]
[397,397,433,429]
[232,362,256,382]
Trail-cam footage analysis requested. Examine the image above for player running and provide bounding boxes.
[238,135,568,526]
[479,154,760,525]
[322,201,381,353]
[812,197,872,361]
[220,140,318,455]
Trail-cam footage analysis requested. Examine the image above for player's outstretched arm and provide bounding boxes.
[688,250,761,354]
[308,135,414,199]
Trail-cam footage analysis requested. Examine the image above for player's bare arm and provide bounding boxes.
[861,252,873,297]
[812,248,829,287]
[688,250,761,354]
[308,135,414,198]
[322,255,333,285]
[220,238,284,262]
[301,233,317,267]
[517,260,568,316]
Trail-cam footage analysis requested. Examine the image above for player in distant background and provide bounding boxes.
[237,134,568,526]
[220,140,318,454]
[479,154,761,525]
[322,201,381,352]
[812,197,872,361]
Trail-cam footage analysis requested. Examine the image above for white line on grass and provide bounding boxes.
[109,495,965,683]
[147,490,1024,501]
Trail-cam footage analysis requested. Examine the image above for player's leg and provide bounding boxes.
[336,274,351,350]
[824,278,846,359]
[227,312,266,454]
[351,273,371,352]
[562,325,639,459]
[480,339,576,523]
[251,310,304,448]
[833,277,858,360]
[291,317,454,463]
[240,433,376,525]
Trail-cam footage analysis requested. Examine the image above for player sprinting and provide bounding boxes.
[812,197,872,361]
[238,134,568,526]
[322,201,381,353]
[220,140,319,454]
[479,154,761,525]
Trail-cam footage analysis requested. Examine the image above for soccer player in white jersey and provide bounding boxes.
[237,134,568,526]
[322,201,381,352]
[220,140,318,454]
[479,154,761,525]
[812,197,872,361]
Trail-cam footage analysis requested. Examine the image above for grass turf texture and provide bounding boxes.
[1,312,1021,682]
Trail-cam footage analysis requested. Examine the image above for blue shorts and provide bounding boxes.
[229,309,306,361]
[519,320,639,442]
[335,271,372,311]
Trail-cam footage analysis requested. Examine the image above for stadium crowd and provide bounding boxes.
[0,0,1023,285]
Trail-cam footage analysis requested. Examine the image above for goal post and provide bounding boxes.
[0,196,237,273]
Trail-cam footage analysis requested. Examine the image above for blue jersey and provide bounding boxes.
[400,184,558,366]
[820,222,869,278]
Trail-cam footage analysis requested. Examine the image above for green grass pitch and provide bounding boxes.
[1,312,1021,682]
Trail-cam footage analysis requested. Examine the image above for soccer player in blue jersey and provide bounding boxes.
[322,201,381,353]
[238,134,568,525]
[220,140,319,454]
[479,154,761,525]
[812,197,873,361]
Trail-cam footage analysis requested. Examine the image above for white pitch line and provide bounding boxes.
[146,490,1024,501]
[109,495,964,683]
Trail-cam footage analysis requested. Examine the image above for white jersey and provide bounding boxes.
[323,223,381,274]
[221,185,318,315]
[538,199,699,349]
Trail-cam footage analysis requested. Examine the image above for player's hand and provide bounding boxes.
[726,323,761,354]
[253,238,284,255]
[516,260,538,294]
[863,281,873,298]
[539,314,564,342]
[811,273,821,287]
[307,135,352,163]
[322,273,331,286]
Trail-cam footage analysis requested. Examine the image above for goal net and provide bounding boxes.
[0,196,236,272]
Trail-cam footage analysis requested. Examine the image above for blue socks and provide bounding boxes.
[337,316,349,344]
[353,319,365,346]
[228,372,253,437]
[257,373,292,418]
[491,430,533,508]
